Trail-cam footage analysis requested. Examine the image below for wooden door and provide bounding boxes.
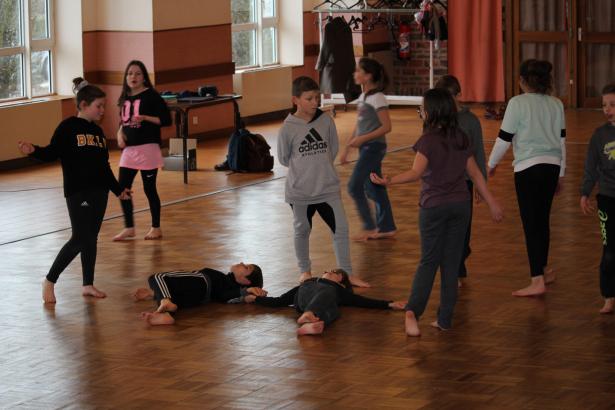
[578,0,615,108]
[512,0,574,105]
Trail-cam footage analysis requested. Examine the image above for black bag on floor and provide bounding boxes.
[227,101,274,173]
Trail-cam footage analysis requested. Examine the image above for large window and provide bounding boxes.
[231,0,279,69]
[0,0,54,101]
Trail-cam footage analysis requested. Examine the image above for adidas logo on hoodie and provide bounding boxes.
[299,128,328,155]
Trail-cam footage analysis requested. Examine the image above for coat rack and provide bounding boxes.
[312,5,435,106]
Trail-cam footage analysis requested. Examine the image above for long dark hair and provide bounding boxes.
[117,60,154,106]
[332,269,353,293]
[422,88,468,150]
[358,57,389,96]
[519,59,553,94]
[72,77,105,110]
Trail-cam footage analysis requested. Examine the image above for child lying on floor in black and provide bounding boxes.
[133,262,266,325]
[246,268,404,335]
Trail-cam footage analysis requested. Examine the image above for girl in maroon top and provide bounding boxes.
[371,88,503,336]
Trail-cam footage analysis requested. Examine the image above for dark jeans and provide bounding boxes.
[296,280,339,326]
[46,189,108,286]
[514,164,560,277]
[597,194,615,298]
[119,167,161,228]
[406,201,471,329]
[459,180,474,278]
[348,142,396,232]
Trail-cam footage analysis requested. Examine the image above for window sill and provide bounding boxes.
[0,94,73,109]
[234,64,293,74]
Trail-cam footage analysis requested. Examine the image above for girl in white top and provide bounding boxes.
[488,59,566,297]
[340,58,397,241]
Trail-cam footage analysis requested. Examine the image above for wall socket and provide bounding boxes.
[192,116,198,125]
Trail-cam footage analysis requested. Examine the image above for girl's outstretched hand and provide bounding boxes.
[370,172,390,186]
[487,166,497,178]
[118,188,132,200]
[580,196,595,215]
[389,301,406,310]
[489,200,504,223]
[247,287,268,297]
[18,141,34,155]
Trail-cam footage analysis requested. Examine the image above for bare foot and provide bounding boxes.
[351,230,378,242]
[144,227,162,240]
[350,276,371,288]
[42,279,56,304]
[512,276,546,297]
[82,285,107,298]
[132,287,154,301]
[297,311,320,325]
[458,278,466,288]
[299,271,312,283]
[368,230,397,240]
[113,228,136,241]
[157,298,178,313]
[141,311,175,325]
[297,321,325,335]
[600,298,615,314]
[405,311,420,336]
[430,321,448,331]
[544,267,556,284]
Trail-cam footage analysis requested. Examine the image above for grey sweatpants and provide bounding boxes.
[291,198,352,275]
[406,200,471,329]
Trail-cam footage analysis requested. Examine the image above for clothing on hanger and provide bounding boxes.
[316,16,361,103]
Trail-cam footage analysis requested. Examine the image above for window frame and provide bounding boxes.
[231,0,279,70]
[0,0,55,102]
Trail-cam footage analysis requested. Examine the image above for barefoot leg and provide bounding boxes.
[82,285,107,298]
[157,298,178,313]
[600,298,615,314]
[297,321,325,335]
[299,271,312,283]
[144,227,162,240]
[147,312,175,325]
[512,276,546,297]
[405,311,421,337]
[544,267,556,284]
[42,279,56,304]
[113,227,136,241]
[430,321,448,331]
[368,230,397,240]
[297,311,320,325]
[351,230,378,242]
[132,287,154,301]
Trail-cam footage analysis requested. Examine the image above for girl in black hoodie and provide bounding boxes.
[18,78,130,303]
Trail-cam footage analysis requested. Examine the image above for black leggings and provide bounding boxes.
[147,271,210,308]
[597,195,615,298]
[119,167,160,228]
[458,180,474,278]
[514,164,560,277]
[46,189,108,286]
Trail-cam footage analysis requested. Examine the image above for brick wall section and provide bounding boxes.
[392,23,448,96]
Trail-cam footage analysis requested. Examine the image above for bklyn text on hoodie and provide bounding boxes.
[277,110,341,205]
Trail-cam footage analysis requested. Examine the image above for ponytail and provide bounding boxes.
[358,57,389,96]
[72,77,105,110]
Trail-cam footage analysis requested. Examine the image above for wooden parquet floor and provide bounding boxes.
[1,108,613,410]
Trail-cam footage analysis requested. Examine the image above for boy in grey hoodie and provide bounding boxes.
[277,76,369,287]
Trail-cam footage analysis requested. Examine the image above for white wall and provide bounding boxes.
[233,66,293,117]
[54,0,84,95]
[82,0,153,31]
[152,0,230,30]
[279,0,304,66]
